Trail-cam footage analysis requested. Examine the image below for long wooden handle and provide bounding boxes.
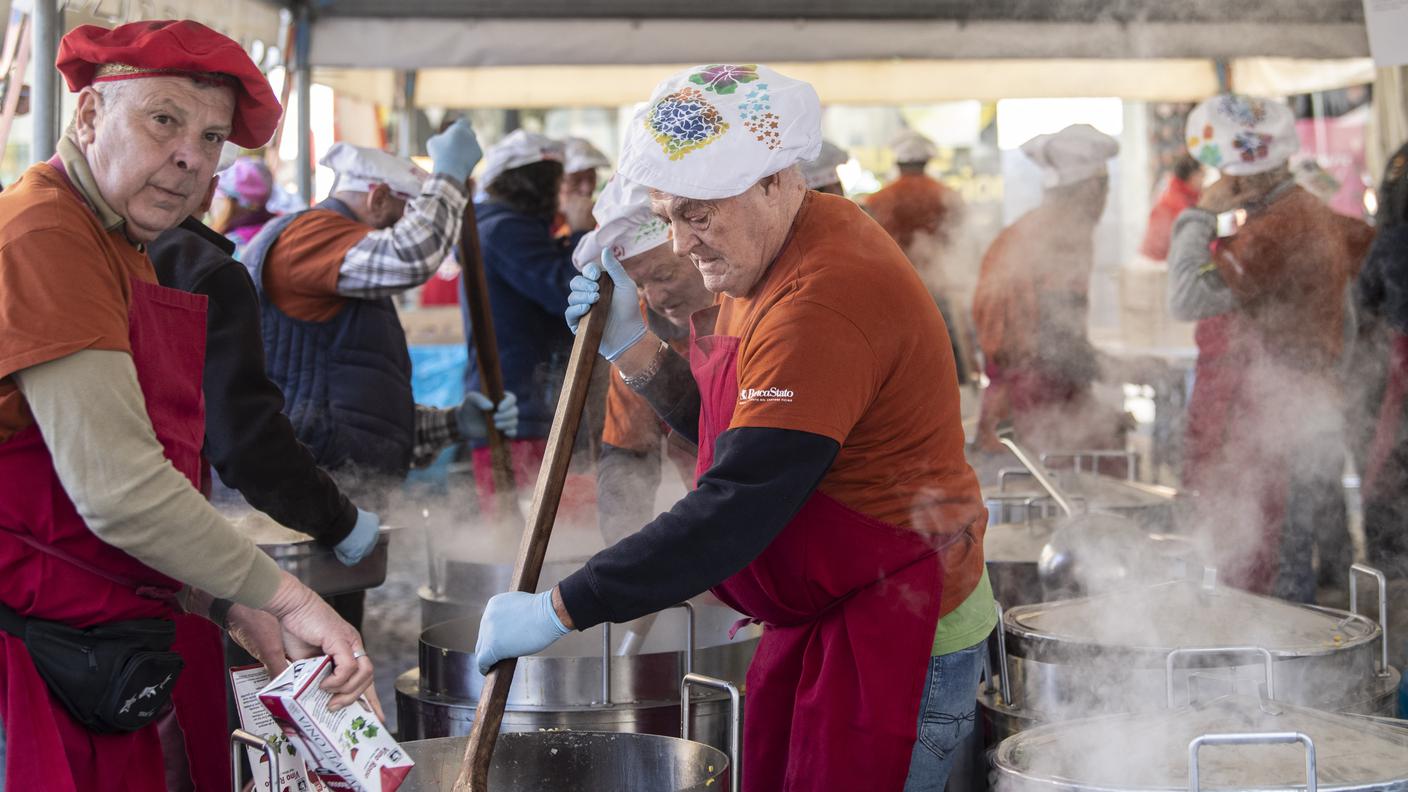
[453,277,616,792]
[458,201,518,512]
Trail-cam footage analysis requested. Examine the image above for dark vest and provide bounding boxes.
[242,199,415,479]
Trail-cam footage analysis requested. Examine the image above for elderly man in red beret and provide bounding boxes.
[0,20,372,791]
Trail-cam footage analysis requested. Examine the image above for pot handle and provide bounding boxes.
[1039,449,1139,481]
[1349,563,1390,677]
[601,601,696,705]
[230,728,279,792]
[997,467,1034,492]
[990,601,1014,710]
[1187,731,1316,792]
[1165,646,1275,709]
[681,672,741,792]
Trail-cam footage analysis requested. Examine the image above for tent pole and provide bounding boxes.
[295,0,313,205]
[397,70,416,157]
[31,0,57,162]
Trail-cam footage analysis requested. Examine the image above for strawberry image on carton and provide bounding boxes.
[258,656,413,792]
[229,665,328,792]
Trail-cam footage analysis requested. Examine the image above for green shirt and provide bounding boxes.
[932,567,996,655]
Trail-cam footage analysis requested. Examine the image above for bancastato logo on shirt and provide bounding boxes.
[739,386,795,403]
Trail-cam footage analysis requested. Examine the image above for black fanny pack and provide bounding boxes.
[0,602,184,732]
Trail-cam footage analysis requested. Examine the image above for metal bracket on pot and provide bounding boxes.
[1349,563,1391,677]
[1187,731,1317,792]
[600,601,696,706]
[989,601,1014,709]
[681,672,741,792]
[998,432,1080,517]
[229,728,278,792]
[1039,450,1139,481]
[1165,646,1275,709]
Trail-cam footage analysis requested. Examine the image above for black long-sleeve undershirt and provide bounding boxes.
[558,426,840,628]
[632,349,701,444]
[149,218,358,546]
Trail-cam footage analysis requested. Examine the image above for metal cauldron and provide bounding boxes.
[229,511,393,596]
[420,557,589,629]
[395,674,739,792]
[993,694,1408,791]
[981,567,1401,744]
[396,601,758,755]
[983,455,1178,531]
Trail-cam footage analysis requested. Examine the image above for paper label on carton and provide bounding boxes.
[257,656,413,792]
[229,665,327,792]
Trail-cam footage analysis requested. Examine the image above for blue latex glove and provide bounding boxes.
[456,391,519,440]
[426,118,483,184]
[475,591,570,675]
[333,508,380,566]
[565,250,647,361]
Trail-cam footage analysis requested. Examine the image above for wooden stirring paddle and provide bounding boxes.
[452,277,615,791]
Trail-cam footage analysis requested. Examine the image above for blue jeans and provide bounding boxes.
[903,643,985,792]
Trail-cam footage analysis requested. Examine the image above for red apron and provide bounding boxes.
[1364,333,1408,497]
[0,275,227,791]
[690,325,944,792]
[1182,314,1287,593]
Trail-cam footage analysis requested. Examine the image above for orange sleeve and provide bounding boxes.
[0,225,133,382]
[263,211,372,322]
[730,300,879,444]
[601,366,665,453]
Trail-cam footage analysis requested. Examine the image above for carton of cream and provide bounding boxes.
[258,656,413,792]
[230,665,327,792]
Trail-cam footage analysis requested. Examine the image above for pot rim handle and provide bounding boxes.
[1349,563,1390,677]
[1165,646,1275,709]
[1187,731,1316,792]
[230,728,279,792]
[1038,449,1139,481]
[992,601,1014,710]
[681,672,741,792]
[601,601,696,705]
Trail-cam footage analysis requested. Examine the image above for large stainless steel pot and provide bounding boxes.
[395,674,739,792]
[993,694,1408,791]
[984,468,1178,530]
[396,601,759,755]
[419,557,587,630]
[987,567,1399,730]
[230,511,393,596]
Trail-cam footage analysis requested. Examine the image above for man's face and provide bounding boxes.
[561,169,597,201]
[650,177,786,298]
[620,244,714,330]
[76,77,235,243]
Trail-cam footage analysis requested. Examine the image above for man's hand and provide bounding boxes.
[427,118,483,185]
[456,391,519,440]
[262,572,373,710]
[334,509,381,567]
[226,604,291,677]
[565,250,648,362]
[474,590,570,675]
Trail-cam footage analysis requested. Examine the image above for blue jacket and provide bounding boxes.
[462,201,585,439]
[244,199,417,481]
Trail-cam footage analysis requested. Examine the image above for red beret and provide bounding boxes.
[57,20,281,148]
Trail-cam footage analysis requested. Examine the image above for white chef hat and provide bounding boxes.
[617,63,822,200]
[802,140,848,190]
[1185,94,1298,177]
[1020,124,1120,189]
[563,137,611,175]
[321,142,428,199]
[571,173,671,272]
[478,129,565,196]
[891,129,937,165]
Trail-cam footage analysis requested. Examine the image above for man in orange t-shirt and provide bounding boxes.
[476,66,990,792]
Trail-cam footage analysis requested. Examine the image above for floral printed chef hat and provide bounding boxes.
[571,173,672,272]
[1185,94,1298,177]
[618,64,822,200]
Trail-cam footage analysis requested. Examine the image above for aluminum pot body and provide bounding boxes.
[395,732,731,792]
[395,670,738,751]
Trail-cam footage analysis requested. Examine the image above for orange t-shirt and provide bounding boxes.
[261,209,374,322]
[0,164,156,443]
[972,202,1094,367]
[712,192,987,615]
[602,322,697,482]
[865,173,957,250]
